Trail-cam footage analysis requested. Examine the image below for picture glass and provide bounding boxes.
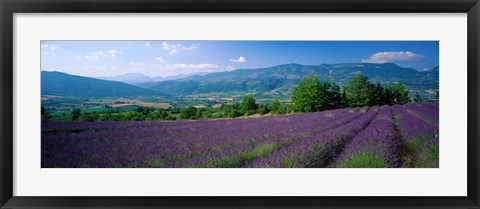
[41,41,439,168]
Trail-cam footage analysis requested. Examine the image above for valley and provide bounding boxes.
[42,62,439,116]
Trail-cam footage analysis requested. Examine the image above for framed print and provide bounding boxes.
[1,0,479,208]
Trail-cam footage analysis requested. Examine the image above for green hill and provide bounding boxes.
[42,63,439,100]
[42,71,158,98]
[143,63,438,98]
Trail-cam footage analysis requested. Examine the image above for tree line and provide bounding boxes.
[42,73,436,122]
[291,73,412,112]
[41,95,293,122]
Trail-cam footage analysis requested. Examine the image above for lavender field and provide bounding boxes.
[41,103,439,168]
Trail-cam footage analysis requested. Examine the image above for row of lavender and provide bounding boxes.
[333,103,439,168]
[395,103,439,167]
[334,106,400,168]
[41,103,439,168]
[42,108,359,167]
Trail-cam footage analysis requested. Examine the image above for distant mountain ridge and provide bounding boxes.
[42,71,158,97]
[99,72,211,85]
[142,63,439,97]
[42,63,439,99]
[97,73,161,85]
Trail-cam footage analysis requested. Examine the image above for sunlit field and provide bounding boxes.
[42,103,438,168]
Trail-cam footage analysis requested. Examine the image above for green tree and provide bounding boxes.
[41,106,52,121]
[200,109,213,118]
[414,93,424,103]
[221,104,240,118]
[127,111,145,121]
[146,110,163,120]
[196,108,207,119]
[240,94,258,115]
[392,82,411,104]
[318,78,344,110]
[99,111,112,121]
[382,86,396,105]
[258,104,270,115]
[136,107,145,113]
[267,98,281,114]
[434,90,439,101]
[292,75,343,112]
[157,110,176,120]
[178,106,198,120]
[80,113,98,122]
[136,107,153,115]
[284,104,295,114]
[228,109,242,118]
[343,74,374,107]
[369,83,386,106]
[160,111,169,120]
[71,108,81,121]
[292,73,323,112]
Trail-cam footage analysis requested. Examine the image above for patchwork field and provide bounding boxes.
[41,103,439,168]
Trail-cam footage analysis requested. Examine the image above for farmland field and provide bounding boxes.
[41,103,439,168]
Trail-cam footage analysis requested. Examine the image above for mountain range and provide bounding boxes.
[98,72,210,85]
[42,63,439,99]
[42,71,158,97]
[139,63,439,97]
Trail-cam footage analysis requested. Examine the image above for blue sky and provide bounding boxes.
[41,41,439,78]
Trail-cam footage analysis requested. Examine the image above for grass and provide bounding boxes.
[279,157,297,168]
[198,143,283,168]
[242,143,280,161]
[337,152,387,168]
[196,131,312,168]
[147,159,161,167]
[417,143,439,168]
[210,146,221,153]
[400,135,438,168]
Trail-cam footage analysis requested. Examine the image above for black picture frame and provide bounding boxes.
[1,0,479,208]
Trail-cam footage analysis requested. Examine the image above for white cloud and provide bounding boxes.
[230,56,247,63]
[154,56,167,63]
[182,44,198,51]
[161,41,198,55]
[85,49,122,61]
[104,50,122,57]
[41,44,62,56]
[144,42,151,48]
[41,44,61,51]
[161,41,172,50]
[168,48,178,55]
[361,51,425,63]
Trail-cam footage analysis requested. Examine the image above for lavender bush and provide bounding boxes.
[42,104,439,168]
